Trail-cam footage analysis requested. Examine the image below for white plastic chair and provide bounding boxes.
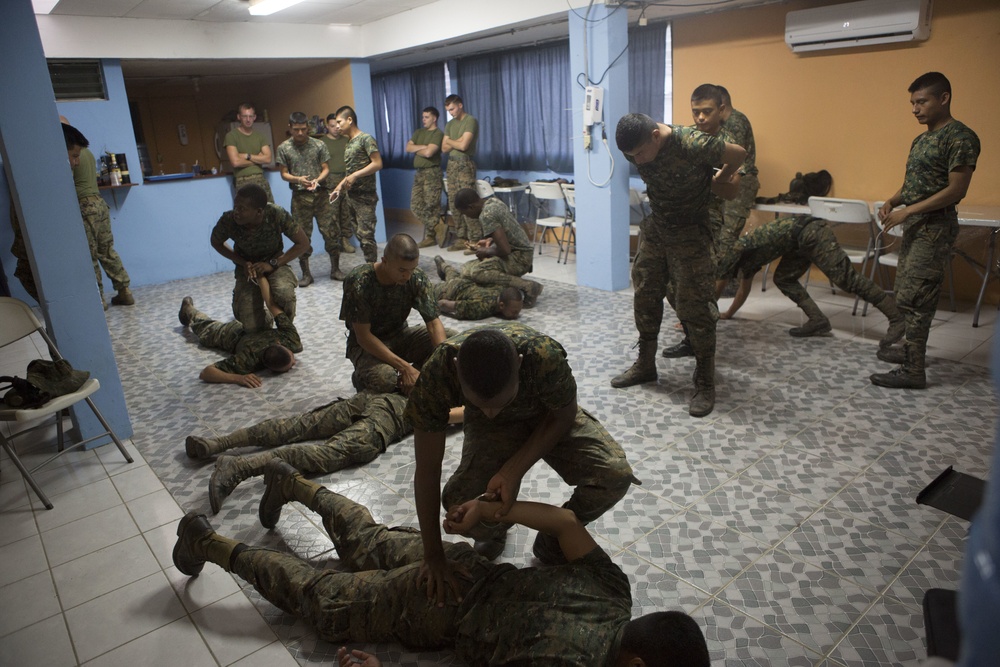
[807,197,880,315]
[475,179,495,199]
[0,298,133,509]
[559,184,576,264]
[628,189,648,262]
[527,181,571,258]
[862,201,956,315]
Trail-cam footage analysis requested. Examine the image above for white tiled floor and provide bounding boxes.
[0,246,994,666]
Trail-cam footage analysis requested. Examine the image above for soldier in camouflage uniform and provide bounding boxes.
[210,184,310,333]
[319,114,356,255]
[406,106,445,248]
[453,189,544,305]
[408,323,638,576]
[434,259,523,320]
[610,113,746,418]
[8,201,38,301]
[223,103,274,203]
[277,111,339,286]
[719,87,760,264]
[62,123,134,308]
[340,234,451,394]
[717,215,904,344]
[872,72,980,389]
[442,95,480,250]
[173,465,709,666]
[332,106,382,264]
[177,275,301,389]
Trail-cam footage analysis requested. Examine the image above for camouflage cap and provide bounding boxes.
[25,359,90,398]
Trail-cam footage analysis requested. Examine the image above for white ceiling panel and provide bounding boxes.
[127,0,221,20]
[50,0,145,17]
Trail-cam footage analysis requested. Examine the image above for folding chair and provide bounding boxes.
[527,181,572,258]
[0,297,133,509]
[628,188,648,262]
[559,184,576,264]
[475,179,495,199]
[807,197,880,315]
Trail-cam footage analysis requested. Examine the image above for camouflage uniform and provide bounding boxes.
[210,203,301,332]
[720,109,760,255]
[344,132,381,263]
[435,264,502,320]
[8,201,38,301]
[340,263,447,393]
[410,127,444,238]
[894,120,980,350]
[459,198,534,287]
[444,114,479,241]
[718,215,892,316]
[276,137,337,255]
[630,126,725,359]
[219,393,409,474]
[189,307,302,375]
[405,323,638,542]
[320,134,354,245]
[229,486,631,662]
[225,127,274,202]
[75,148,130,301]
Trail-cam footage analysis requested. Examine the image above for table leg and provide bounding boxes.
[973,229,998,328]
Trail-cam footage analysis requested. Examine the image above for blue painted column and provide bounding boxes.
[569,5,631,291]
[350,60,387,244]
[0,0,132,441]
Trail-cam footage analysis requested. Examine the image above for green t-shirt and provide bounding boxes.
[339,263,439,343]
[899,119,980,222]
[73,147,100,199]
[210,203,300,263]
[276,137,331,191]
[214,313,302,375]
[628,125,726,220]
[319,135,349,174]
[223,128,270,177]
[444,114,478,158]
[404,322,577,433]
[344,132,380,199]
[410,127,443,168]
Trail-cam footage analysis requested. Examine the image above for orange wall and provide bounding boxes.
[672,0,998,205]
[257,61,355,148]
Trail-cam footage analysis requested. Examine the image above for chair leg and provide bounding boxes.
[57,408,66,452]
[84,396,134,464]
[761,262,771,292]
[1,437,53,510]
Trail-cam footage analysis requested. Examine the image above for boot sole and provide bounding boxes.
[173,513,207,576]
[788,326,832,338]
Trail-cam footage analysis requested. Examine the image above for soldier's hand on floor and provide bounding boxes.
[238,373,263,388]
[336,647,381,667]
[486,470,522,519]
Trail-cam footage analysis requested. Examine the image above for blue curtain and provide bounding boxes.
[628,23,667,122]
[371,65,447,169]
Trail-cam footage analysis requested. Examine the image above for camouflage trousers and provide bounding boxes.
[327,174,356,241]
[716,173,758,262]
[190,309,243,354]
[773,219,888,312]
[232,264,297,333]
[8,202,38,301]
[632,214,718,358]
[445,155,480,241]
[411,167,444,236]
[231,484,489,646]
[435,265,499,320]
[459,252,532,287]
[895,212,959,347]
[292,190,338,255]
[232,393,410,474]
[441,407,637,542]
[347,325,457,393]
[79,196,130,297]
[346,193,379,263]
[234,172,274,203]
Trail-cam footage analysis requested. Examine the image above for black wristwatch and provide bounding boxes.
[246,153,252,161]
[268,258,279,268]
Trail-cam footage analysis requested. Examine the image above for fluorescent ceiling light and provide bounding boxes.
[248,0,308,16]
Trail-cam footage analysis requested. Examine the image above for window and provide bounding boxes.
[47,59,107,102]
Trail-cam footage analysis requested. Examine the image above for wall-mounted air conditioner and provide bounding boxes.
[785,0,932,53]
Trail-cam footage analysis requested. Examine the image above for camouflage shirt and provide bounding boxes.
[455,546,631,665]
[718,215,810,280]
[435,279,502,320]
[211,203,300,263]
[275,137,331,191]
[344,132,380,199]
[721,108,758,176]
[900,119,980,221]
[214,313,302,375]
[629,125,726,220]
[339,263,439,343]
[405,322,577,433]
[479,198,533,260]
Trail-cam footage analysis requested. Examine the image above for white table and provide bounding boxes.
[493,184,528,219]
[753,202,810,216]
[955,206,1000,327]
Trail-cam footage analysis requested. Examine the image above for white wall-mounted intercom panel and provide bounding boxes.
[583,85,604,127]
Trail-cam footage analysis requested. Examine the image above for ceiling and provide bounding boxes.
[38,0,789,80]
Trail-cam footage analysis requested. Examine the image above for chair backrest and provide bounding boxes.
[0,297,43,347]
[807,197,872,224]
[475,179,495,198]
[561,184,575,208]
[528,181,566,202]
